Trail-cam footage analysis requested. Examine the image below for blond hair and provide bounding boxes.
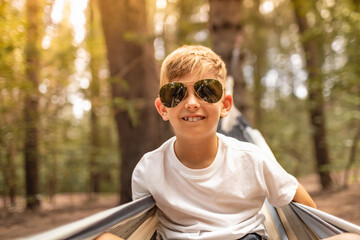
[159,45,227,87]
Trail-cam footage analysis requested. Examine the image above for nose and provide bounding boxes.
[184,88,200,110]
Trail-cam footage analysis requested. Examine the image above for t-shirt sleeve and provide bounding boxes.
[260,154,298,207]
[131,158,151,201]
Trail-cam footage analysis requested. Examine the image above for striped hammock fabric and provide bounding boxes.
[25,103,360,240]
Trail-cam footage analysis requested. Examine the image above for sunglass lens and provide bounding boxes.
[194,79,223,103]
[160,83,187,108]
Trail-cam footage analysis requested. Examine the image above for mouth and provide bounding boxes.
[182,116,205,122]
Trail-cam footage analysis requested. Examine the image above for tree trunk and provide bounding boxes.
[6,136,17,206]
[231,35,252,122]
[0,113,17,207]
[253,42,266,129]
[97,0,171,203]
[208,0,242,70]
[0,122,8,213]
[47,149,57,203]
[344,108,360,187]
[87,0,102,199]
[353,0,360,11]
[250,0,268,129]
[24,0,41,209]
[208,0,251,121]
[291,0,333,190]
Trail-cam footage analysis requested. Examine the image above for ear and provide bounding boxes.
[220,94,233,117]
[155,97,169,121]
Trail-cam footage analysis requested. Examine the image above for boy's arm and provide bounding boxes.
[292,182,317,208]
[94,233,124,240]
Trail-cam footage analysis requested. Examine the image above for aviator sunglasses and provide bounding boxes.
[159,79,224,108]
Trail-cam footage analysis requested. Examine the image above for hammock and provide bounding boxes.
[25,106,360,240]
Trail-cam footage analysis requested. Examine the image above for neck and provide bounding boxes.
[174,133,218,169]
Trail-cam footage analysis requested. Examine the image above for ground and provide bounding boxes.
[0,174,359,240]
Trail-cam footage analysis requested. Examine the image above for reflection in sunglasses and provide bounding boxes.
[160,79,224,108]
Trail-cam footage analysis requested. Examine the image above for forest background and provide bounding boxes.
[0,0,359,217]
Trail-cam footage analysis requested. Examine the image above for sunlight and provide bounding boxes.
[41,33,52,49]
[38,83,47,94]
[324,0,335,7]
[79,77,90,89]
[68,0,91,118]
[320,9,331,20]
[69,0,88,45]
[295,85,307,99]
[290,54,303,69]
[51,0,65,24]
[71,47,91,119]
[191,4,209,23]
[11,0,25,10]
[41,0,64,49]
[156,0,167,9]
[154,12,165,35]
[259,1,274,15]
[331,36,346,54]
[290,54,308,99]
[194,30,209,42]
[154,4,166,60]
[263,69,279,89]
[165,14,177,26]
[70,94,92,119]
[42,0,88,47]
[154,37,165,60]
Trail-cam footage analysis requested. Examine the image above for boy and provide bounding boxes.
[96,45,360,240]
[131,45,315,240]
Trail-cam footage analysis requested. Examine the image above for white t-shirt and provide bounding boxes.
[132,133,298,240]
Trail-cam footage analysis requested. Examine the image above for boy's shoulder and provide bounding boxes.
[140,136,175,162]
[218,133,271,166]
[217,133,262,154]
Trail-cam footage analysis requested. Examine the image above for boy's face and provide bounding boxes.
[155,72,232,140]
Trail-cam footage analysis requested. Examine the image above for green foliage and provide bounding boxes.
[123,30,155,45]
[153,0,209,56]
[261,96,314,176]
[0,1,27,199]
[109,77,130,92]
[0,0,119,206]
[1,0,360,205]
[238,0,360,178]
[321,0,360,173]
[113,97,145,127]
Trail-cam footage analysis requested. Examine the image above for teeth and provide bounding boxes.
[183,117,204,122]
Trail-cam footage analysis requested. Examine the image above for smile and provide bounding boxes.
[182,116,205,122]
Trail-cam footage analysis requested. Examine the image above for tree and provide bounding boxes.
[97,0,171,203]
[208,0,251,121]
[0,0,25,210]
[0,111,18,209]
[175,0,207,47]
[87,0,102,198]
[291,0,333,190]
[208,0,242,69]
[24,0,42,209]
[328,0,360,186]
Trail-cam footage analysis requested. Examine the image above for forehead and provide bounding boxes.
[172,72,219,84]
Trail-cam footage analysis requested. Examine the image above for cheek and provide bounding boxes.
[166,109,179,122]
[206,106,222,120]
